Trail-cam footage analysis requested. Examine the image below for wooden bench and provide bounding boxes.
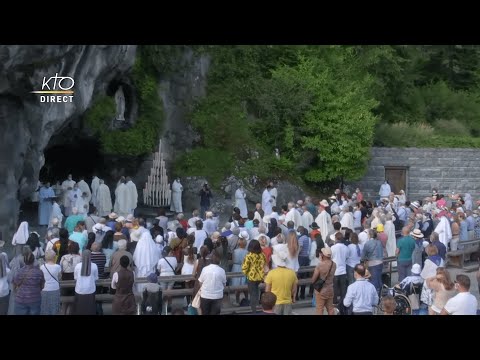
[446,239,480,269]
[58,267,318,310]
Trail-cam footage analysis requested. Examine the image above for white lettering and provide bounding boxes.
[58,77,74,90]
[40,95,46,102]
[50,96,56,102]
[41,77,52,90]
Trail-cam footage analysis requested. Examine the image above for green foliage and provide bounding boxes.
[433,119,471,137]
[174,148,233,188]
[174,45,480,188]
[84,48,164,156]
[374,122,480,148]
[84,96,116,136]
[190,95,250,152]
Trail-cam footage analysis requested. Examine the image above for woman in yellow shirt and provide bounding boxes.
[242,239,267,313]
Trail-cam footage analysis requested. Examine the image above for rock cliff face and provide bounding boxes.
[0,45,308,244]
[0,45,137,240]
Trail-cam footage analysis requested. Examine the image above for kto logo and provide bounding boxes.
[31,73,75,103]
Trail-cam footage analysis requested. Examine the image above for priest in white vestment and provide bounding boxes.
[68,184,83,214]
[90,175,100,206]
[114,181,130,216]
[269,181,278,208]
[379,180,391,199]
[170,178,183,213]
[235,185,248,218]
[61,174,76,216]
[314,200,333,242]
[262,186,273,215]
[77,178,92,204]
[49,198,63,228]
[126,177,138,215]
[96,180,112,217]
[301,206,314,230]
[285,202,298,229]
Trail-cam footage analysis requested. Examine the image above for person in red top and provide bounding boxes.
[259,235,272,269]
[309,222,321,241]
[177,213,188,231]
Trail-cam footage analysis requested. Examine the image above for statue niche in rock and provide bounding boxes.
[115,85,126,121]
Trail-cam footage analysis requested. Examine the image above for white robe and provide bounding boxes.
[270,187,278,207]
[234,188,247,218]
[77,180,92,204]
[262,189,273,215]
[301,211,314,230]
[314,210,333,242]
[49,202,63,228]
[61,179,76,207]
[379,183,391,198]
[434,216,452,248]
[126,180,138,213]
[170,180,183,213]
[114,183,130,216]
[76,197,89,215]
[285,208,298,229]
[68,189,83,210]
[384,220,397,257]
[97,183,112,217]
[90,176,100,205]
[340,212,354,231]
[133,232,160,290]
[12,222,29,245]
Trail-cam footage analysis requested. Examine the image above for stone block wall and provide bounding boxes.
[350,147,480,202]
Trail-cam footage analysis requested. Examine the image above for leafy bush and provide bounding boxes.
[174,148,233,188]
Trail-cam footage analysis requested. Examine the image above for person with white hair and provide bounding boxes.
[204,211,217,236]
[221,222,232,237]
[48,195,63,228]
[285,202,301,230]
[188,209,202,229]
[40,249,61,315]
[45,228,60,253]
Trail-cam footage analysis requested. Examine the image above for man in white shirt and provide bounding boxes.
[358,225,370,246]
[331,232,349,314]
[441,274,478,315]
[198,252,226,315]
[343,263,379,315]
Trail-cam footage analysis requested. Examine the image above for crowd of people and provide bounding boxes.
[1,177,479,315]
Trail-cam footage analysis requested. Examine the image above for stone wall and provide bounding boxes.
[350,147,480,201]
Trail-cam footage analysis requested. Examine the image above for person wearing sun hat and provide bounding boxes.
[265,246,298,315]
[410,229,425,267]
[311,247,336,315]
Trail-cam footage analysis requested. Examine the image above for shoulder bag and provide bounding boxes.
[313,261,333,292]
